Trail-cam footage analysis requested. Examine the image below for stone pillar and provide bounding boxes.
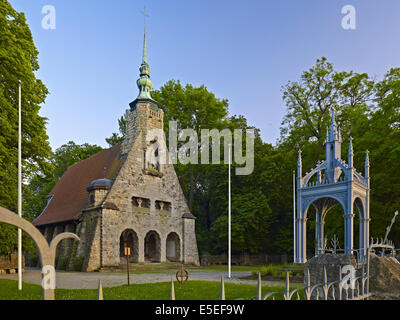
[182,214,200,265]
[138,233,145,263]
[315,212,325,255]
[359,217,365,259]
[344,213,354,255]
[365,217,370,255]
[360,217,371,259]
[298,217,307,263]
[160,233,166,263]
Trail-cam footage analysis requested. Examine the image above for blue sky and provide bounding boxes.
[9,0,400,149]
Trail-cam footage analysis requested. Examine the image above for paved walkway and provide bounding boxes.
[0,269,289,289]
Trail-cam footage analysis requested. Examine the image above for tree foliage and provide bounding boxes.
[279,59,400,255]
[0,0,52,254]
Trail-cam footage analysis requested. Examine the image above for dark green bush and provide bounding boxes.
[57,256,69,270]
[29,254,39,267]
[73,256,84,271]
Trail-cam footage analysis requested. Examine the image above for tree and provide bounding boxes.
[152,80,229,211]
[352,68,400,243]
[280,57,374,163]
[279,58,400,253]
[105,116,126,147]
[0,0,52,254]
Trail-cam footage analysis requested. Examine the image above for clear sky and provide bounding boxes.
[8,0,400,149]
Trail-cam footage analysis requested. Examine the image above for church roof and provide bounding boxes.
[33,144,123,227]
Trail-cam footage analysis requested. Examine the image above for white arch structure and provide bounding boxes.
[0,206,79,300]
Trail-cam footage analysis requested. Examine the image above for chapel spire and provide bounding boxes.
[136,7,153,101]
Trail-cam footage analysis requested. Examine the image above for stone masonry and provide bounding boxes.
[75,101,200,271]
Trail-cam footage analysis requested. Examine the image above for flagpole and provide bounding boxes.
[18,80,22,290]
[293,171,296,264]
[228,143,231,278]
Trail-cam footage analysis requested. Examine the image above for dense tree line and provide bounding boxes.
[105,70,400,256]
[1,1,399,257]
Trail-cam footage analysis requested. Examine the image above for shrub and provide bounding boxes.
[73,256,84,271]
[252,265,281,277]
[29,254,39,267]
[270,267,280,277]
[280,271,291,279]
[57,256,69,270]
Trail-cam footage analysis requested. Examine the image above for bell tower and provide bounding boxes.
[121,21,164,155]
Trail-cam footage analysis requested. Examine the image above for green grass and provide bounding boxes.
[188,265,264,272]
[250,264,304,277]
[0,279,304,300]
[105,264,267,275]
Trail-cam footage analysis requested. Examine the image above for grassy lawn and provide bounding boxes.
[187,265,265,272]
[0,279,304,300]
[101,263,301,275]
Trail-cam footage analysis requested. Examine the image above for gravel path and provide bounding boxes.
[0,269,289,289]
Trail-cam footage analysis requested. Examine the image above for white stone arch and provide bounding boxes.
[0,206,79,300]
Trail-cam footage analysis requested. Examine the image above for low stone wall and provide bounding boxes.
[0,253,25,273]
[304,253,400,300]
[200,253,289,266]
[304,254,356,284]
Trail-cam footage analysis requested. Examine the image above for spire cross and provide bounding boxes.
[141,6,149,30]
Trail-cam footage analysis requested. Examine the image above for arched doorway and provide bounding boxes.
[120,229,138,263]
[144,231,161,262]
[166,232,180,262]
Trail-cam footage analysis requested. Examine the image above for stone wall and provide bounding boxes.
[368,253,400,300]
[304,253,400,300]
[77,208,102,271]
[304,254,356,284]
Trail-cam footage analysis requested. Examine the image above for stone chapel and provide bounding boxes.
[33,28,200,271]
